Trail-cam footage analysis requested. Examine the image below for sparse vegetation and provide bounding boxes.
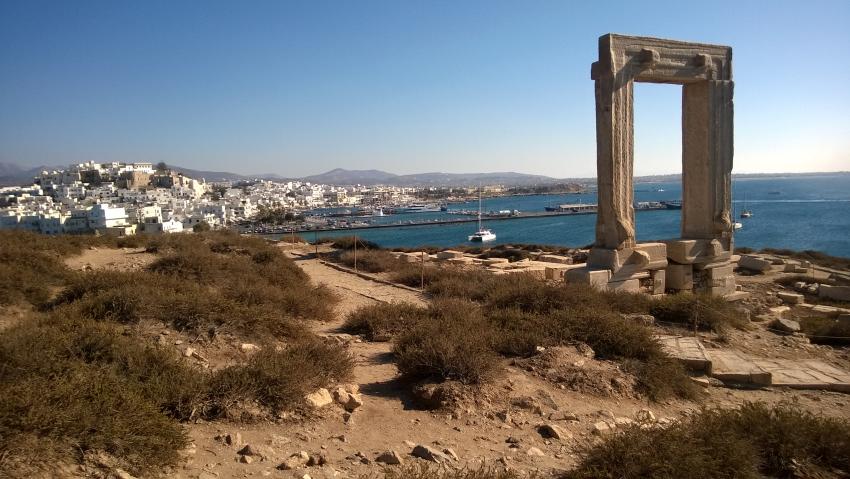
[799,316,850,346]
[0,231,350,476]
[566,402,850,479]
[373,464,532,479]
[650,293,748,332]
[348,272,701,400]
[338,249,406,273]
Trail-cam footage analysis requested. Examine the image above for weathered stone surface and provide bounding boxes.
[709,350,772,386]
[657,335,711,372]
[606,278,639,292]
[737,255,772,273]
[777,292,804,305]
[819,285,850,302]
[564,267,610,288]
[305,388,333,408]
[650,269,665,294]
[666,264,694,290]
[665,239,730,265]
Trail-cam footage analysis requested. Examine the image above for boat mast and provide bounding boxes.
[477,185,482,231]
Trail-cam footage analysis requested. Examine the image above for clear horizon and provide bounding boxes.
[1,0,848,178]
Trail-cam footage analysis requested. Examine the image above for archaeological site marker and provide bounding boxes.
[567,34,736,295]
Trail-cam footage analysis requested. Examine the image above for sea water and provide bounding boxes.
[282,175,850,258]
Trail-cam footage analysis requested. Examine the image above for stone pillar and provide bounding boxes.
[594,76,635,250]
[682,80,734,240]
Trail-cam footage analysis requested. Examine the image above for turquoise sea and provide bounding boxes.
[279,175,850,258]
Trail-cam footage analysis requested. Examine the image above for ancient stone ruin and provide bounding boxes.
[567,34,735,295]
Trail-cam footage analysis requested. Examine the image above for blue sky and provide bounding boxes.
[1,0,848,177]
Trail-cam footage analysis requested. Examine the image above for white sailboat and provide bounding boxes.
[468,187,496,242]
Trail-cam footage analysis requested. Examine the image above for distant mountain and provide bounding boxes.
[170,166,254,183]
[302,168,397,185]
[298,168,563,187]
[0,162,62,186]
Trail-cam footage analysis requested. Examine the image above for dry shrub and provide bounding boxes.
[323,235,381,251]
[394,299,500,384]
[800,316,850,345]
[566,402,850,479]
[208,337,353,416]
[649,293,747,332]
[338,249,405,273]
[0,316,200,476]
[343,302,429,340]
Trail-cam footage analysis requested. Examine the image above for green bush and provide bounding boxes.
[566,402,850,479]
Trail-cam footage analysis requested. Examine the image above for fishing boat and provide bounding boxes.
[468,187,496,242]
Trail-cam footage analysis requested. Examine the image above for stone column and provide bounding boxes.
[681,80,734,240]
[593,74,636,250]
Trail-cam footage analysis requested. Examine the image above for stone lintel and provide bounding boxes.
[593,34,732,84]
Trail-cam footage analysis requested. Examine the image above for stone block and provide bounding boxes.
[777,292,804,305]
[565,267,611,288]
[587,247,632,271]
[838,314,850,325]
[771,318,801,334]
[819,285,850,302]
[606,278,639,293]
[665,239,730,265]
[482,257,510,265]
[666,264,693,290]
[436,250,464,260]
[650,269,665,295]
[544,264,584,281]
[737,255,773,273]
[537,254,573,264]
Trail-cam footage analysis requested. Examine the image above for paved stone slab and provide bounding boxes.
[752,359,850,393]
[656,335,711,372]
[707,350,772,385]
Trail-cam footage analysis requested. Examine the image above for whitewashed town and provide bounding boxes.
[0,161,427,236]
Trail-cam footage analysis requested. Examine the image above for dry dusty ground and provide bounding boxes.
[57,246,850,478]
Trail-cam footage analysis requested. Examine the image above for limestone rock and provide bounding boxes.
[549,411,579,422]
[375,450,403,465]
[526,447,545,457]
[240,343,260,353]
[411,445,451,463]
[538,424,570,440]
[738,255,772,273]
[771,318,801,334]
[592,421,614,436]
[278,451,310,470]
[305,388,333,408]
[635,409,656,423]
[777,292,804,305]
